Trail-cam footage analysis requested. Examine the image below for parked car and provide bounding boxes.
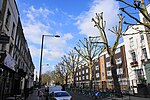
[49,91,72,100]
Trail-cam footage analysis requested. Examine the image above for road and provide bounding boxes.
[27,88,150,100]
[70,92,150,100]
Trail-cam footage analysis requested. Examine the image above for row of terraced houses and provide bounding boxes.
[67,5,150,95]
[0,0,35,99]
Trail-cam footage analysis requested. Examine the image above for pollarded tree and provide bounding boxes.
[74,37,105,90]
[46,70,61,85]
[41,73,50,85]
[118,0,150,33]
[62,50,83,87]
[55,62,69,85]
[92,12,124,96]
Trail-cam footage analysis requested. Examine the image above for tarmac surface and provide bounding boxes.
[27,88,150,100]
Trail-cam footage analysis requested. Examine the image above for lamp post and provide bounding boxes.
[39,34,60,88]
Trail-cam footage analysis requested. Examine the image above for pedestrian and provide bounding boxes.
[61,84,65,91]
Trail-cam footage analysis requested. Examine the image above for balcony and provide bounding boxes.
[130,61,138,67]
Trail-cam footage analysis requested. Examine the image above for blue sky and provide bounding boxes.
[16,0,149,75]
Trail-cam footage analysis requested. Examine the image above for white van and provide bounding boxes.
[48,85,62,94]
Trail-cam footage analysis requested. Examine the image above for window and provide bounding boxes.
[115,48,121,54]
[102,72,104,76]
[15,35,19,46]
[115,58,122,64]
[135,69,143,75]
[82,70,84,74]
[82,76,85,80]
[108,79,113,85]
[131,52,136,62]
[79,77,81,80]
[107,71,112,76]
[142,48,147,59]
[140,34,144,41]
[86,75,89,79]
[79,72,81,75]
[117,68,123,75]
[11,23,15,39]
[102,64,104,68]
[18,40,21,50]
[95,65,99,70]
[129,37,134,48]
[2,44,6,51]
[86,69,88,73]
[79,66,81,69]
[106,53,109,58]
[9,43,13,56]
[76,72,78,76]
[5,9,11,29]
[96,73,99,78]
[76,77,78,81]
[106,62,111,67]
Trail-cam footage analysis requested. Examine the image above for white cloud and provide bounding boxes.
[63,33,73,40]
[23,6,54,22]
[76,0,119,38]
[23,22,50,44]
[22,6,74,69]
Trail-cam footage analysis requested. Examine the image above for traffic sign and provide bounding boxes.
[0,35,10,44]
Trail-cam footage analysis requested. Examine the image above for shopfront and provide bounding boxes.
[0,51,21,99]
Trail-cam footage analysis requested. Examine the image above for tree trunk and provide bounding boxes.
[89,62,93,90]
[65,75,68,85]
[73,77,76,87]
[110,56,122,97]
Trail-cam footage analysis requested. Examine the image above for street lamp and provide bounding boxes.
[39,34,60,87]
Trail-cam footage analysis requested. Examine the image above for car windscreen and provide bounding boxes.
[54,92,70,97]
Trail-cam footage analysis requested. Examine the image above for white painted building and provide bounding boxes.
[123,4,150,94]
[123,25,149,93]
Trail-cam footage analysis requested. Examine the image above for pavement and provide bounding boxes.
[26,88,46,100]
